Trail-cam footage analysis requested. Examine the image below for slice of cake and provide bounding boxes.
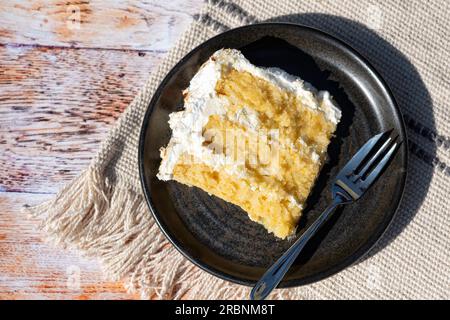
[157,49,341,239]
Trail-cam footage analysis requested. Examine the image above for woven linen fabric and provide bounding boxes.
[27,0,450,299]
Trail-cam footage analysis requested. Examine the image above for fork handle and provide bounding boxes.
[250,196,344,300]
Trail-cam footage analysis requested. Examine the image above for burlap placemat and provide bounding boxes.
[26,0,450,299]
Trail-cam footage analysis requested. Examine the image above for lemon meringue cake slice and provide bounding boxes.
[157,49,341,239]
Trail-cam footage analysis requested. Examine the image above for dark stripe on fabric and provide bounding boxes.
[207,0,259,24]
[403,113,450,151]
[194,13,230,32]
[409,140,450,176]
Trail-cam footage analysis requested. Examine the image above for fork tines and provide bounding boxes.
[336,130,400,199]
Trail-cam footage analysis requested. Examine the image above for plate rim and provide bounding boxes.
[138,22,409,288]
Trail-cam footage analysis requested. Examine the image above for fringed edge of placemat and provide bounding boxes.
[23,165,261,299]
[23,163,311,299]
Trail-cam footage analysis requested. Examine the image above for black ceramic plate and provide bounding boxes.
[138,23,407,287]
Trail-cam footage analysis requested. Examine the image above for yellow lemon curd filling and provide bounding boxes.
[158,49,340,239]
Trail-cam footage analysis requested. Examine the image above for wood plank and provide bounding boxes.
[0,192,138,300]
[0,44,163,193]
[0,0,204,300]
[0,0,203,51]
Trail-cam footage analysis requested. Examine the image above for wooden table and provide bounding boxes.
[0,0,203,300]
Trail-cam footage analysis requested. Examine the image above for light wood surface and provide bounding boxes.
[0,0,203,300]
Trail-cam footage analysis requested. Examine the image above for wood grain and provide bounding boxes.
[0,192,138,300]
[0,0,204,299]
[0,0,203,51]
[0,45,163,194]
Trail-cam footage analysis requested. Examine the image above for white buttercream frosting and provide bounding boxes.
[157,49,341,182]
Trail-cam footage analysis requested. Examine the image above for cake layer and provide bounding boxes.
[216,67,337,155]
[173,154,301,238]
[203,115,323,205]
